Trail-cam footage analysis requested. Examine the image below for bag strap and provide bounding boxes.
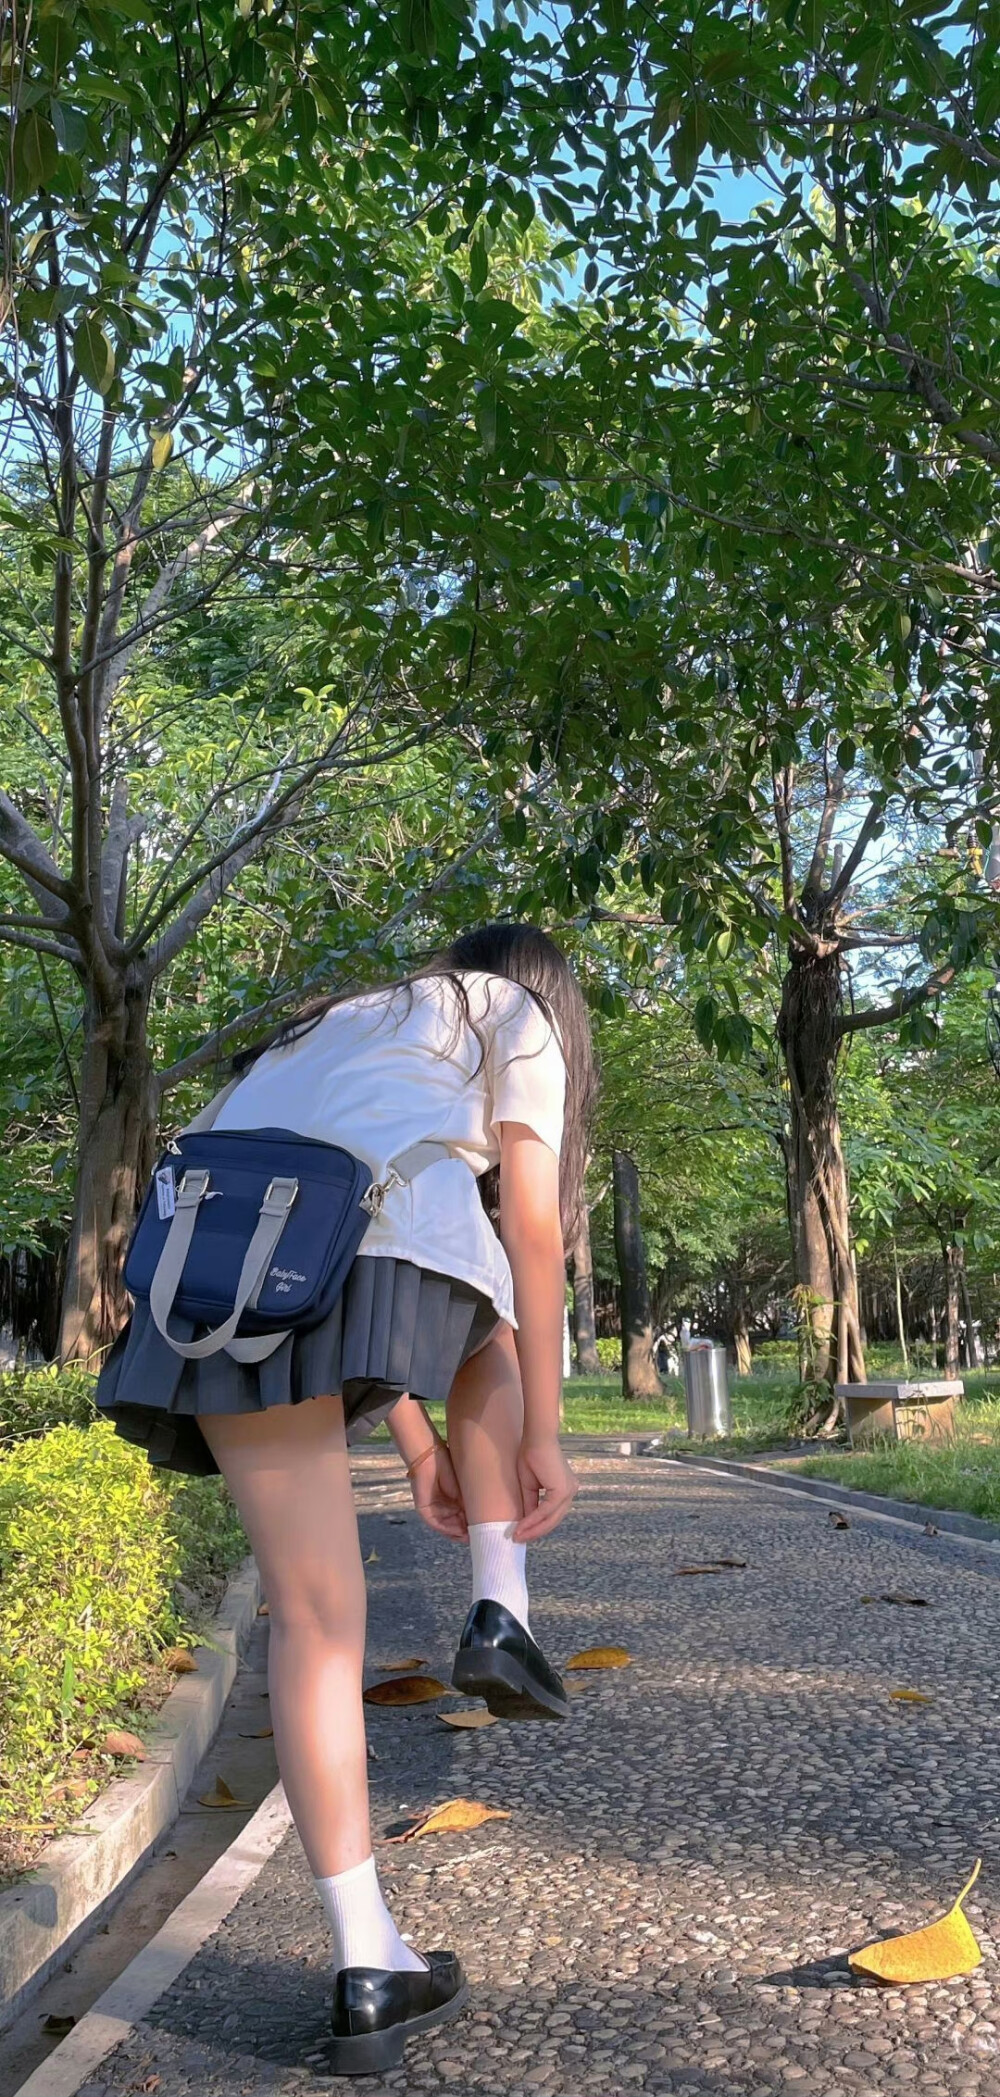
[181,1073,243,1134]
[149,1173,300,1361]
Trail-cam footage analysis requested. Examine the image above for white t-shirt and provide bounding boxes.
[212,971,566,1326]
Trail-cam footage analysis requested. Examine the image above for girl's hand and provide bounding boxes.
[407,1438,469,1542]
[513,1437,578,1542]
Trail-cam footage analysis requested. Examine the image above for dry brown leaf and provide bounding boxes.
[363,1674,453,1706]
[257,1602,270,1616]
[162,1647,198,1672]
[438,1708,498,1730]
[43,2014,76,2036]
[890,1689,934,1705]
[565,1645,631,1670]
[850,1860,982,1983]
[675,1560,747,1576]
[239,1726,274,1738]
[378,1657,428,1673]
[829,1511,851,1529]
[861,1593,930,1608]
[102,1728,147,1760]
[389,1797,511,1842]
[924,1521,940,1536]
[198,1775,252,1809]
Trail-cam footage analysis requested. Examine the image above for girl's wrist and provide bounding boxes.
[405,1441,438,1479]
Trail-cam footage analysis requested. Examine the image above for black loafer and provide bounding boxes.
[328,1951,468,2075]
[452,1598,571,1721]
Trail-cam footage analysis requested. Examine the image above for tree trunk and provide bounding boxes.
[960,1262,979,1369]
[891,1238,909,1369]
[59,980,159,1363]
[943,1240,963,1380]
[733,1312,752,1379]
[777,946,866,1390]
[569,1209,600,1375]
[611,1148,661,1400]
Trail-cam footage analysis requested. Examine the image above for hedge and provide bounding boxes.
[0,1417,246,1885]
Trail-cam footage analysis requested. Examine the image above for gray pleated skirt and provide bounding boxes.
[95,1255,500,1477]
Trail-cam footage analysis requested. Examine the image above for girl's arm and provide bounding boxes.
[498,1119,578,1539]
[386,1396,469,1541]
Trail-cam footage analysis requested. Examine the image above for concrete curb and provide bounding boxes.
[11,1783,292,2097]
[660,1450,1000,1545]
[0,1553,261,2037]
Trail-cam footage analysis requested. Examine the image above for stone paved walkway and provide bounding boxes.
[77,1455,1000,2097]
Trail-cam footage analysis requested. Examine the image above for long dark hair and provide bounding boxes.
[232,922,598,1246]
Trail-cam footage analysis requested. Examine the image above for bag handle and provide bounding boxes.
[149,1173,300,1361]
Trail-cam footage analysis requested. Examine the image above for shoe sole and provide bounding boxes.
[326,1978,470,2075]
[451,1646,570,1722]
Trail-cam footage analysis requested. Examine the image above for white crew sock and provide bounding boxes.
[469,1518,530,1630]
[313,1855,426,1975]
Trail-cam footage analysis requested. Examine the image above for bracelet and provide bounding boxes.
[405,1442,438,1479]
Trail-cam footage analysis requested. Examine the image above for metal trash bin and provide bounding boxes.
[682,1339,731,1437]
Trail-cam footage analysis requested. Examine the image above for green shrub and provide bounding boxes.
[0,1364,99,1443]
[0,1420,246,1878]
[595,1337,622,1371]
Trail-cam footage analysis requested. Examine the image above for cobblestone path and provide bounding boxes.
[77,1454,1000,2097]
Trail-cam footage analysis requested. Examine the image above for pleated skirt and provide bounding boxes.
[94,1254,500,1477]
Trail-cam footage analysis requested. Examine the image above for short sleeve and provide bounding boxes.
[487,988,566,1159]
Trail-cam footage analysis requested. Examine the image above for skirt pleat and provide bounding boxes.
[94,1255,499,1477]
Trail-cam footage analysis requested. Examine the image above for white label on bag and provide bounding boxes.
[155,1166,177,1221]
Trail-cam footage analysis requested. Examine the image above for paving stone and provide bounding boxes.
[75,1455,999,2097]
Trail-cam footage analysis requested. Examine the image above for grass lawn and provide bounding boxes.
[787,1381,1000,1525]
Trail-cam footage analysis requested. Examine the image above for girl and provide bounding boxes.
[96,921,597,2074]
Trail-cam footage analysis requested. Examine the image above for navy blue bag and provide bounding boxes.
[125,1080,446,1363]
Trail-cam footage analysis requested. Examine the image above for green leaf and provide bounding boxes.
[290,87,318,143]
[469,236,488,295]
[706,102,760,166]
[475,384,498,453]
[14,109,59,190]
[669,102,710,187]
[74,316,115,396]
[399,0,437,58]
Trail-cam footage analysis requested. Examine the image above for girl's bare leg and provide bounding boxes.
[445,1324,524,1525]
[196,1392,370,1877]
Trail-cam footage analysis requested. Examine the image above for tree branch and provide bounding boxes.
[837,965,956,1037]
[825,796,884,906]
[0,791,74,907]
[802,764,845,906]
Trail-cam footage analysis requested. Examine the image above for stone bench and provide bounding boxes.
[834,1380,963,1447]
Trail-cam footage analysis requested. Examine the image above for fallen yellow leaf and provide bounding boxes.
[389,1797,511,1842]
[239,1726,274,1738]
[850,1860,983,1984]
[378,1657,428,1673]
[366,1548,380,1564]
[564,1645,631,1671]
[438,1709,498,1730]
[162,1647,198,1672]
[363,1674,453,1706]
[889,1690,934,1705]
[101,1729,147,1760]
[198,1775,252,1809]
